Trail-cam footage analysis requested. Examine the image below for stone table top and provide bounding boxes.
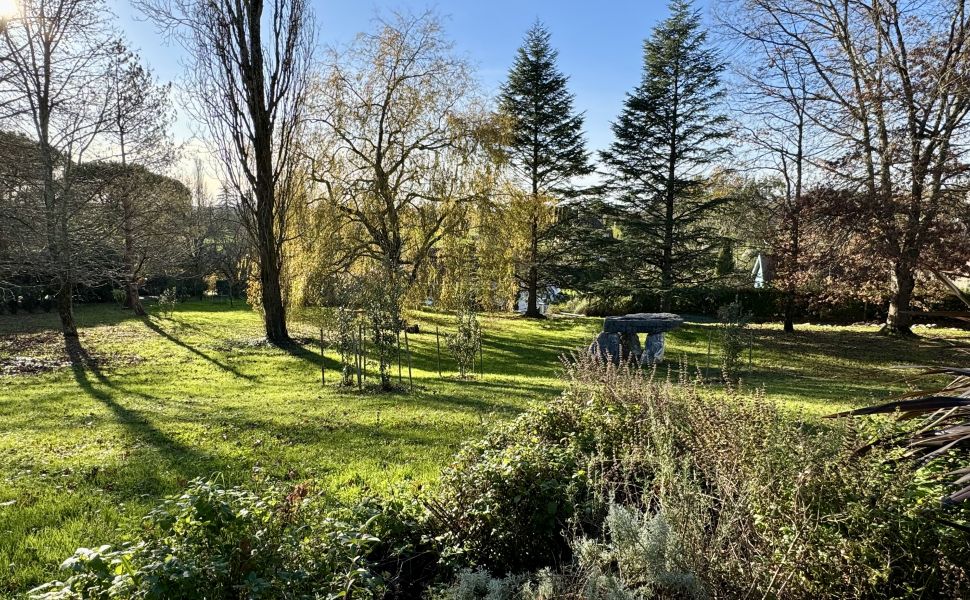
[603,312,684,334]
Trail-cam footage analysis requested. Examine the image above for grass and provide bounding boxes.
[0,300,967,596]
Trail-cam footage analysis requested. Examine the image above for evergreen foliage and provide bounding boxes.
[499,21,592,318]
[597,0,729,309]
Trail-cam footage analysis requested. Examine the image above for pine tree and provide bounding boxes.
[600,0,728,311]
[499,21,592,318]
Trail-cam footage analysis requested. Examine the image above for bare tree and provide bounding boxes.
[103,42,177,314]
[308,12,486,309]
[212,189,253,306]
[0,0,114,338]
[725,0,970,335]
[728,32,820,332]
[138,0,314,344]
[179,157,218,298]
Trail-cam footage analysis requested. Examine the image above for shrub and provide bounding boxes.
[716,300,750,382]
[430,430,590,574]
[156,287,177,318]
[431,355,970,598]
[446,307,481,378]
[436,505,704,600]
[361,268,405,390]
[435,569,529,600]
[29,478,383,600]
[332,304,360,387]
[111,288,126,306]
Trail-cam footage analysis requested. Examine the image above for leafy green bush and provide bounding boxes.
[430,429,590,575]
[29,479,382,600]
[347,493,444,598]
[111,288,127,306]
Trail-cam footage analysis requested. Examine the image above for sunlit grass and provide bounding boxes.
[0,301,966,594]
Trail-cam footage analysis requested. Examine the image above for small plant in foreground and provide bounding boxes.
[28,478,383,600]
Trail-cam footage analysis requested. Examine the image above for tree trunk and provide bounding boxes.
[120,188,146,316]
[57,281,78,338]
[660,80,678,315]
[524,216,542,318]
[525,264,540,318]
[783,289,795,333]
[259,248,289,344]
[660,186,674,312]
[883,263,916,336]
[127,279,145,316]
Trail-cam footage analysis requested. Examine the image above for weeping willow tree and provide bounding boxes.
[307,11,492,316]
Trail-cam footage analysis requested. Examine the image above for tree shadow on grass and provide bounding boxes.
[535,315,601,332]
[141,316,256,381]
[277,338,328,365]
[63,337,222,483]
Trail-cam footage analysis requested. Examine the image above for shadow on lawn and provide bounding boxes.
[142,316,256,381]
[278,337,331,366]
[63,337,221,481]
[0,300,251,335]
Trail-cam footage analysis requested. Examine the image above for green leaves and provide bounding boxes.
[596,0,729,302]
[29,478,384,599]
[832,367,970,505]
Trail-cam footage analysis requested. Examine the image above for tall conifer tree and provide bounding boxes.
[499,21,592,318]
[600,0,728,310]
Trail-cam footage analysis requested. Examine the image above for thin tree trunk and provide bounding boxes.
[783,209,800,334]
[783,290,796,333]
[121,194,146,316]
[661,83,678,314]
[525,214,542,318]
[661,162,674,312]
[525,267,540,318]
[40,100,79,339]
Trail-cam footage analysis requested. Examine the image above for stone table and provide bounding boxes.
[588,312,684,365]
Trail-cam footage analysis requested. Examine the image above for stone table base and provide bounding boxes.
[587,313,682,366]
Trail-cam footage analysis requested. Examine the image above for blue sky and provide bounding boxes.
[111,0,716,163]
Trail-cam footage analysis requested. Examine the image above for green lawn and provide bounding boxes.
[0,301,967,595]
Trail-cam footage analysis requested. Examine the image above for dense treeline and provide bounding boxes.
[1,0,968,341]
